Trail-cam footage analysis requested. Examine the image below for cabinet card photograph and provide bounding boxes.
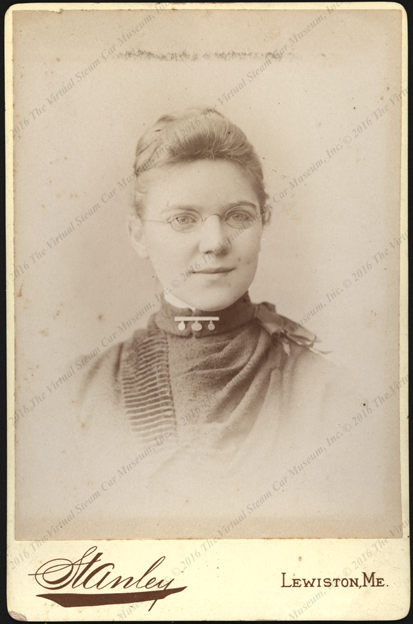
[7,3,408,621]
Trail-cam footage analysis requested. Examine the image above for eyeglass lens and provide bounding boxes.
[169,208,260,232]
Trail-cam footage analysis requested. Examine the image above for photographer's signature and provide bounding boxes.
[30,546,186,611]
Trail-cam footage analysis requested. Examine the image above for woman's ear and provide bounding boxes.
[262,203,272,226]
[128,214,149,259]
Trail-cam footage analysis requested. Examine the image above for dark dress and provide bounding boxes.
[16,294,400,539]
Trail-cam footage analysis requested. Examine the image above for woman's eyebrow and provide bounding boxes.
[161,204,202,214]
[221,201,259,212]
[161,200,259,214]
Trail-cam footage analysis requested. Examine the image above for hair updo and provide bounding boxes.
[133,106,270,222]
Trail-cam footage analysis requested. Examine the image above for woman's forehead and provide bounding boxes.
[142,159,260,211]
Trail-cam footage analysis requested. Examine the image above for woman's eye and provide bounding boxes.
[228,210,253,221]
[174,214,197,225]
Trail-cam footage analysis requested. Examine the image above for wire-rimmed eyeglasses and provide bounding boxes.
[141,207,262,233]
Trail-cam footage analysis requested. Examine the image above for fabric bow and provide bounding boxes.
[254,302,329,356]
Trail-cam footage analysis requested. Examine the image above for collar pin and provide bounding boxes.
[175,316,219,331]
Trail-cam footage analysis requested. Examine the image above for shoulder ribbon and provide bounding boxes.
[254,302,330,356]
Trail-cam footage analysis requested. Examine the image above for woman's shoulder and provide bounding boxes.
[284,340,338,379]
[255,301,336,374]
[76,328,147,403]
[255,301,357,408]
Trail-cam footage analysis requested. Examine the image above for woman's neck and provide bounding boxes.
[164,291,196,311]
[155,292,255,337]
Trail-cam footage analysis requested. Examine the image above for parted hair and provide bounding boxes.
[133,107,270,221]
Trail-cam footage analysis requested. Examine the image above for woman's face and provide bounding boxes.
[130,159,264,312]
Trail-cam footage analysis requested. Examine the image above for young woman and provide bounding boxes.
[22,107,385,540]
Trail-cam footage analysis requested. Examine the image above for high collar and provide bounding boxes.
[153,293,256,338]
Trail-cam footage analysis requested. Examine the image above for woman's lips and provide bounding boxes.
[193,268,234,274]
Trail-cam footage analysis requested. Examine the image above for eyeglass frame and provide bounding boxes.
[140,206,264,233]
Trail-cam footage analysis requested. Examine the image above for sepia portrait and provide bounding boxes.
[11,5,404,547]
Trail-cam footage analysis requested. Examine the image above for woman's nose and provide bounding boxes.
[197,214,230,255]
